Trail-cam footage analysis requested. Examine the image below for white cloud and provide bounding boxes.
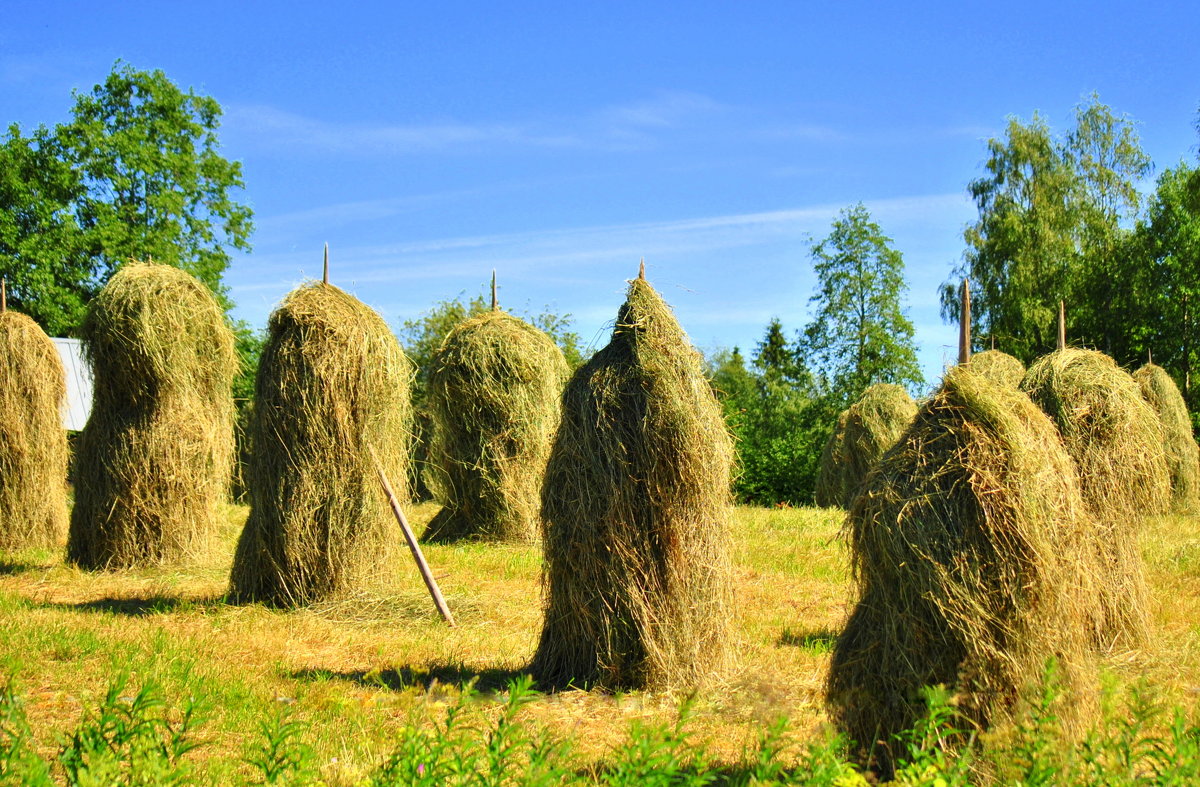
[224,90,727,157]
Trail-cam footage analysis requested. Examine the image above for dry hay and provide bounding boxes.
[966,349,1025,388]
[1021,348,1169,648]
[1133,362,1200,513]
[529,277,734,692]
[67,263,237,569]
[229,282,412,607]
[0,311,69,550]
[813,409,850,508]
[839,383,916,508]
[422,310,568,543]
[827,367,1098,771]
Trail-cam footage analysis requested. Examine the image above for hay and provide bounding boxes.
[67,263,237,569]
[1133,362,1200,513]
[228,282,412,607]
[1021,348,1169,648]
[422,310,568,543]
[0,311,69,550]
[813,409,850,508]
[839,384,916,508]
[530,277,734,691]
[967,349,1025,388]
[827,367,1098,770]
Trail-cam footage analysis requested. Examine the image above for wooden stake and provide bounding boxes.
[1,278,6,313]
[491,269,498,311]
[369,447,455,627]
[638,258,645,280]
[1148,348,1153,365]
[1057,300,1066,351]
[958,278,972,364]
[323,243,329,285]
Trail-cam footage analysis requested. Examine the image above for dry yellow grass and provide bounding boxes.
[0,502,1196,783]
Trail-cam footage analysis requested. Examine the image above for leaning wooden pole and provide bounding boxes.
[958,278,972,364]
[1058,300,1066,351]
[370,447,456,627]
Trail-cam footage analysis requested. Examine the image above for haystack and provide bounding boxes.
[529,275,734,691]
[67,263,237,569]
[229,282,412,606]
[1133,362,1200,513]
[1021,348,1169,648]
[422,310,568,543]
[966,349,1025,388]
[827,367,1098,769]
[839,384,916,508]
[0,311,69,550]
[813,409,850,508]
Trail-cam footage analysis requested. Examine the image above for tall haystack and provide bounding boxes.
[813,409,850,508]
[1133,362,1200,513]
[839,383,916,507]
[530,275,734,691]
[827,367,1098,770]
[422,310,568,543]
[0,310,69,550]
[68,263,237,569]
[229,282,412,606]
[966,349,1025,388]
[1021,348,1169,648]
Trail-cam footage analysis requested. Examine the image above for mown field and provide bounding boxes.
[0,503,1198,784]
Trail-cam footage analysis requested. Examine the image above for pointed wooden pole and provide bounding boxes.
[369,447,455,627]
[958,278,972,364]
[638,258,645,280]
[1,278,6,313]
[1057,300,1066,351]
[322,243,329,285]
[491,269,498,311]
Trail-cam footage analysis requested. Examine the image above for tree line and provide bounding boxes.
[3,65,1198,505]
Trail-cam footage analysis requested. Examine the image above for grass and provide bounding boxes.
[0,503,1198,783]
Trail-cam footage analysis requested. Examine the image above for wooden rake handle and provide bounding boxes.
[369,447,456,627]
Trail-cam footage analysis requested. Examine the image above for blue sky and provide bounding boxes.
[4,1,1199,387]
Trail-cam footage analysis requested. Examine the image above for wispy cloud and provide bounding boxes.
[224,90,726,156]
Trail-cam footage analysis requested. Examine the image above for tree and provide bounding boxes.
[0,126,92,335]
[1123,162,1200,404]
[941,96,1150,360]
[0,61,252,332]
[801,203,923,406]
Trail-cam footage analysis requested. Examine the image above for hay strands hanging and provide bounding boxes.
[369,446,456,627]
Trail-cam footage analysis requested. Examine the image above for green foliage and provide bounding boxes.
[57,674,204,787]
[0,61,252,335]
[709,339,827,506]
[942,95,1151,361]
[2,668,1200,784]
[802,203,923,405]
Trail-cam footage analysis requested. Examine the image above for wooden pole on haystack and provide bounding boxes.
[638,258,646,280]
[322,243,329,285]
[370,447,456,627]
[491,269,498,311]
[1058,300,1066,351]
[1,278,6,313]
[958,279,972,364]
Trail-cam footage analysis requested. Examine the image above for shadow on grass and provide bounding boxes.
[777,627,838,653]
[292,662,529,694]
[37,595,226,617]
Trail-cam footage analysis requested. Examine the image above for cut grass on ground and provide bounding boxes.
[0,504,1196,784]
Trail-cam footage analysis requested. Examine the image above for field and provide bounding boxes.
[1,503,1198,784]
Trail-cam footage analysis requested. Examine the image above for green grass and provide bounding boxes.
[0,503,1197,784]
